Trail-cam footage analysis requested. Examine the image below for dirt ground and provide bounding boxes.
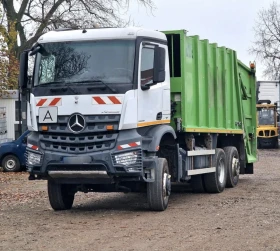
[1,149,280,251]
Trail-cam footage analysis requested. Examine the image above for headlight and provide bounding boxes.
[114,151,138,166]
[28,152,42,165]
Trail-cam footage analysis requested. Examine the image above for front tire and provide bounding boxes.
[2,155,21,172]
[48,180,75,210]
[204,148,227,193]
[147,158,171,211]
[223,147,240,188]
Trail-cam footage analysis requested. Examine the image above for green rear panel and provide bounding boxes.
[163,30,257,163]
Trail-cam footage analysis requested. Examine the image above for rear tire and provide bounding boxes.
[48,180,75,210]
[190,175,205,193]
[2,155,21,172]
[223,147,240,188]
[204,148,227,193]
[147,158,170,211]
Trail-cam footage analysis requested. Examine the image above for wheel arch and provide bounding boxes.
[142,125,177,152]
[141,125,178,181]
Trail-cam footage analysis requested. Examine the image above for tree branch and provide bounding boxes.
[18,0,29,21]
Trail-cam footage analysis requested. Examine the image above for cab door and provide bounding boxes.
[137,42,170,127]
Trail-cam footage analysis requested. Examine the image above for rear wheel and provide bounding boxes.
[147,158,171,211]
[2,155,21,172]
[223,147,240,188]
[204,148,227,193]
[48,180,75,210]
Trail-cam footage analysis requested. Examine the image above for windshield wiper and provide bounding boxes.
[38,81,79,94]
[71,80,117,93]
[38,81,66,86]
[50,86,79,95]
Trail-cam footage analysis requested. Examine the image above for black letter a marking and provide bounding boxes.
[43,110,53,121]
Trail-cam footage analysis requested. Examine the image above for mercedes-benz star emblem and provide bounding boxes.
[68,114,86,133]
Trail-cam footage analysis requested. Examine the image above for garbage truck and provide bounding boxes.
[19,27,257,211]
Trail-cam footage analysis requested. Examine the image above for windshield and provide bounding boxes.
[34,40,135,86]
[258,108,275,125]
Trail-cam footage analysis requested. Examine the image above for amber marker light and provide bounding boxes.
[106,125,114,130]
[42,126,48,131]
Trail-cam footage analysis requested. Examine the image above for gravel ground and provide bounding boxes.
[1,149,280,251]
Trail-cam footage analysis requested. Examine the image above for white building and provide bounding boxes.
[0,90,21,142]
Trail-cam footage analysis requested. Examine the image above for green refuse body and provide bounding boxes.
[163,30,257,164]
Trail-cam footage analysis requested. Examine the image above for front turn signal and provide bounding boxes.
[106,125,114,130]
[41,126,48,131]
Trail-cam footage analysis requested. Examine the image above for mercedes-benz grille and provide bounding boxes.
[38,115,120,154]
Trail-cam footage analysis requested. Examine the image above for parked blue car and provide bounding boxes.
[0,130,29,172]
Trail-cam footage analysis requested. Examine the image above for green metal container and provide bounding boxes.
[163,30,257,163]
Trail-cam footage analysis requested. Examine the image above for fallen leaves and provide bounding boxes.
[0,172,46,207]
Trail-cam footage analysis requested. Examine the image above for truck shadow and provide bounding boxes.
[69,183,203,213]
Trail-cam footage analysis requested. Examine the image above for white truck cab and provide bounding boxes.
[20,27,174,211]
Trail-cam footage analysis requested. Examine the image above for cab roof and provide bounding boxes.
[38,27,167,43]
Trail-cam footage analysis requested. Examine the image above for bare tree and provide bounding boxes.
[0,0,154,91]
[251,1,280,79]
[0,0,154,57]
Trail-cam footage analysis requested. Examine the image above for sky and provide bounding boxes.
[127,0,273,80]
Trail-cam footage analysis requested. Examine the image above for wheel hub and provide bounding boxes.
[232,157,240,176]
[218,158,225,184]
[6,160,16,170]
[163,173,171,198]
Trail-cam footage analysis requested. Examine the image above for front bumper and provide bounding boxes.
[26,129,144,181]
[258,137,278,148]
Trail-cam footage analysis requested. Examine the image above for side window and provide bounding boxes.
[141,47,154,85]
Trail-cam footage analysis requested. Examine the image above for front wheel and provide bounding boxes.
[147,158,171,211]
[48,180,75,210]
[2,155,21,172]
[204,148,227,193]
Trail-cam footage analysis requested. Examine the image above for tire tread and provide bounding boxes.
[48,180,74,210]
[204,148,226,193]
[147,158,169,211]
[223,146,239,188]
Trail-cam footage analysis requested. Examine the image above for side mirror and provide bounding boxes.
[153,46,166,84]
[29,46,40,56]
[19,51,29,89]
